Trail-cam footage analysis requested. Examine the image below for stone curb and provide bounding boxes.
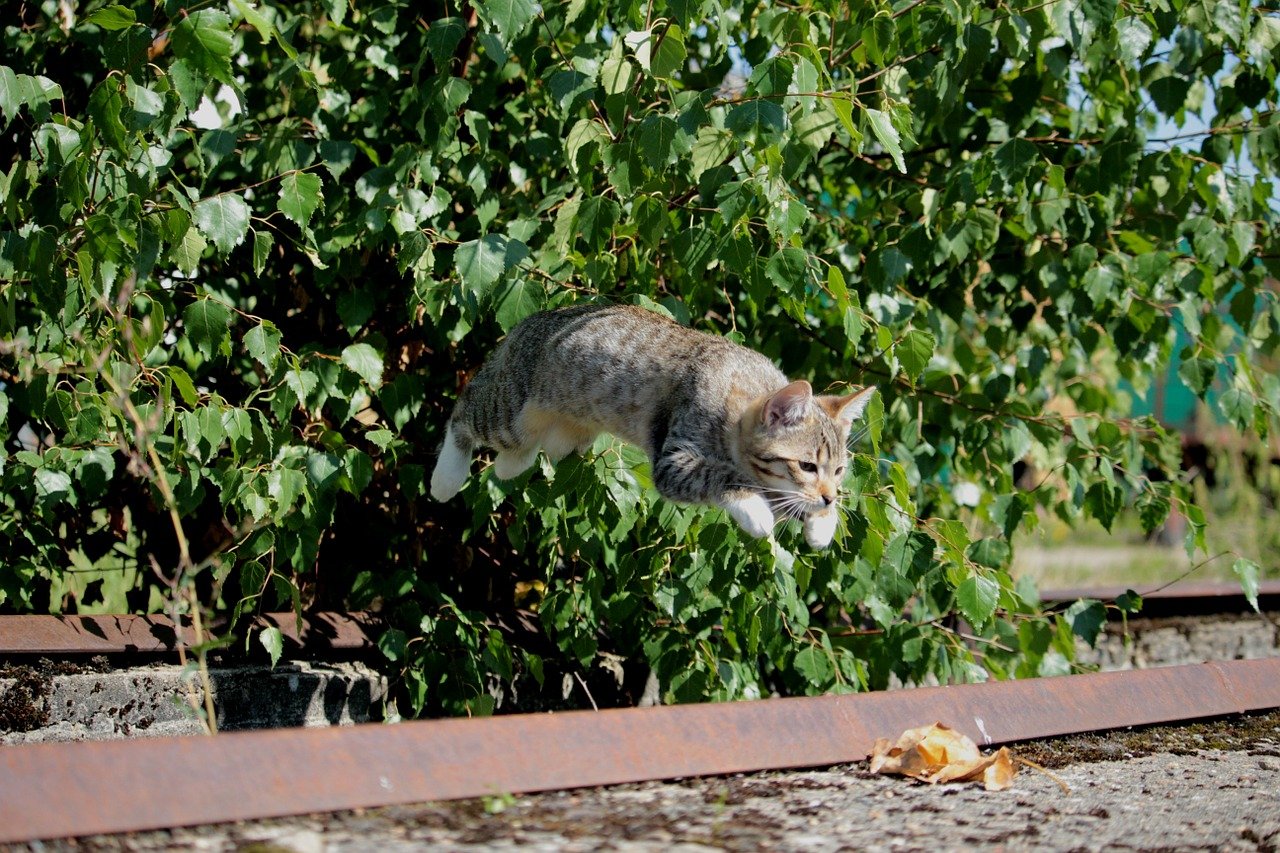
[1,661,387,744]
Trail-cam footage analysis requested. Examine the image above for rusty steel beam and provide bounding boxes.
[1041,580,1280,617]
[0,612,380,656]
[2,657,1279,843]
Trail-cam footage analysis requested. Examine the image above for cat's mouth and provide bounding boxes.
[792,489,835,509]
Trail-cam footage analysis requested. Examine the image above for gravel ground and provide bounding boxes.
[17,710,1280,852]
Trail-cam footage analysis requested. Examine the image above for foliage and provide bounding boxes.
[1,0,1277,715]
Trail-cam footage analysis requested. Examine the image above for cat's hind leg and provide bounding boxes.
[492,447,539,480]
[430,421,474,501]
[521,409,596,463]
[541,425,598,462]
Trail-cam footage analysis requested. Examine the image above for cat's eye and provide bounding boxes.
[799,461,818,473]
[835,465,846,475]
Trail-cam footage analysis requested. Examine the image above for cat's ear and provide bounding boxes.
[762,380,813,429]
[818,385,877,430]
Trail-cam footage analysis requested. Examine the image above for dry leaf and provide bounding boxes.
[869,722,1017,791]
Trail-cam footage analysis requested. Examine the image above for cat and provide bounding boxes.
[429,303,875,549]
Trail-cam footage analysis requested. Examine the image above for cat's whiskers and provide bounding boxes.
[761,488,822,524]
[834,492,863,522]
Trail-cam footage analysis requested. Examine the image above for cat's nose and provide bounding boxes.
[821,494,834,506]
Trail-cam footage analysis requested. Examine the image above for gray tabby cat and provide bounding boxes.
[429,304,875,548]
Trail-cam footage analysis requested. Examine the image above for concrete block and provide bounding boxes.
[1,661,386,744]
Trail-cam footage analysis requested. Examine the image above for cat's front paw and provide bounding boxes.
[722,493,776,539]
[803,509,838,549]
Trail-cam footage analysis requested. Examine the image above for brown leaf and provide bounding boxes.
[982,747,1016,791]
[869,722,1017,790]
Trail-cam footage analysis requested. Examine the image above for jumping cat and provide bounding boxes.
[429,304,876,549]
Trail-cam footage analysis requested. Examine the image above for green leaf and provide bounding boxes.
[1232,558,1261,612]
[88,82,128,153]
[268,466,306,514]
[932,519,971,566]
[252,229,274,276]
[793,645,834,686]
[725,100,786,136]
[259,626,283,667]
[277,171,323,229]
[869,246,911,289]
[168,59,206,111]
[171,226,207,274]
[194,194,251,254]
[863,13,895,66]
[1137,490,1171,534]
[689,127,733,180]
[427,17,467,69]
[1065,599,1107,648]
[1148,75,1190,115]
[0,66,20,125]
[183,298,233,361]
[638,115,679,168]
[827,264,850,309]
[749,56,793,95]
[565,118,610,173]
[1115,589,1143,614]
[575,197,620,250]
[380,374,425,432]
[171,9,235,86]
[966,538,1011,569]
[337,289,375,332]
[993,138,1038,184]
[600,46,635,97]
[1085,480,1124,532]
[318,141,357,178]
[956,574,999,627]
[229,0,276,44]
[494,276,544,332]
[765,247,810,296]
[474,0,536,47]
[896,329,935,381]
[166,366,199,407]
[85,6,138,31]
[454,234,529,299]
[34,469,73,507]
[831,94,859,140]
[344,449,374,494]
[865,107,905,172]
[650,26,687,78]
[244,321,282,373]
[341,343,384,390]
[378,627,408,662]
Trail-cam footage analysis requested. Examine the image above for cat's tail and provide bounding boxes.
[430,408,476,501]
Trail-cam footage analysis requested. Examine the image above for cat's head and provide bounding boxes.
[739,380,876,512]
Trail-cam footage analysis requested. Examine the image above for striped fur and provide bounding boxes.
[430,304,875,548]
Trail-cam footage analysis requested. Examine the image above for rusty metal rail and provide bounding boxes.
[1041,580,1280,617]
[0,612,379,656]
[2,657,1279,843]
[3,582,1273,657]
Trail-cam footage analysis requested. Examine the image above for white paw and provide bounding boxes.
[722,493,775,539]
[430,430,471,501]
[804,509,838,549]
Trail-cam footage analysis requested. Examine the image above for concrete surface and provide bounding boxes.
[0,661,386,744]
